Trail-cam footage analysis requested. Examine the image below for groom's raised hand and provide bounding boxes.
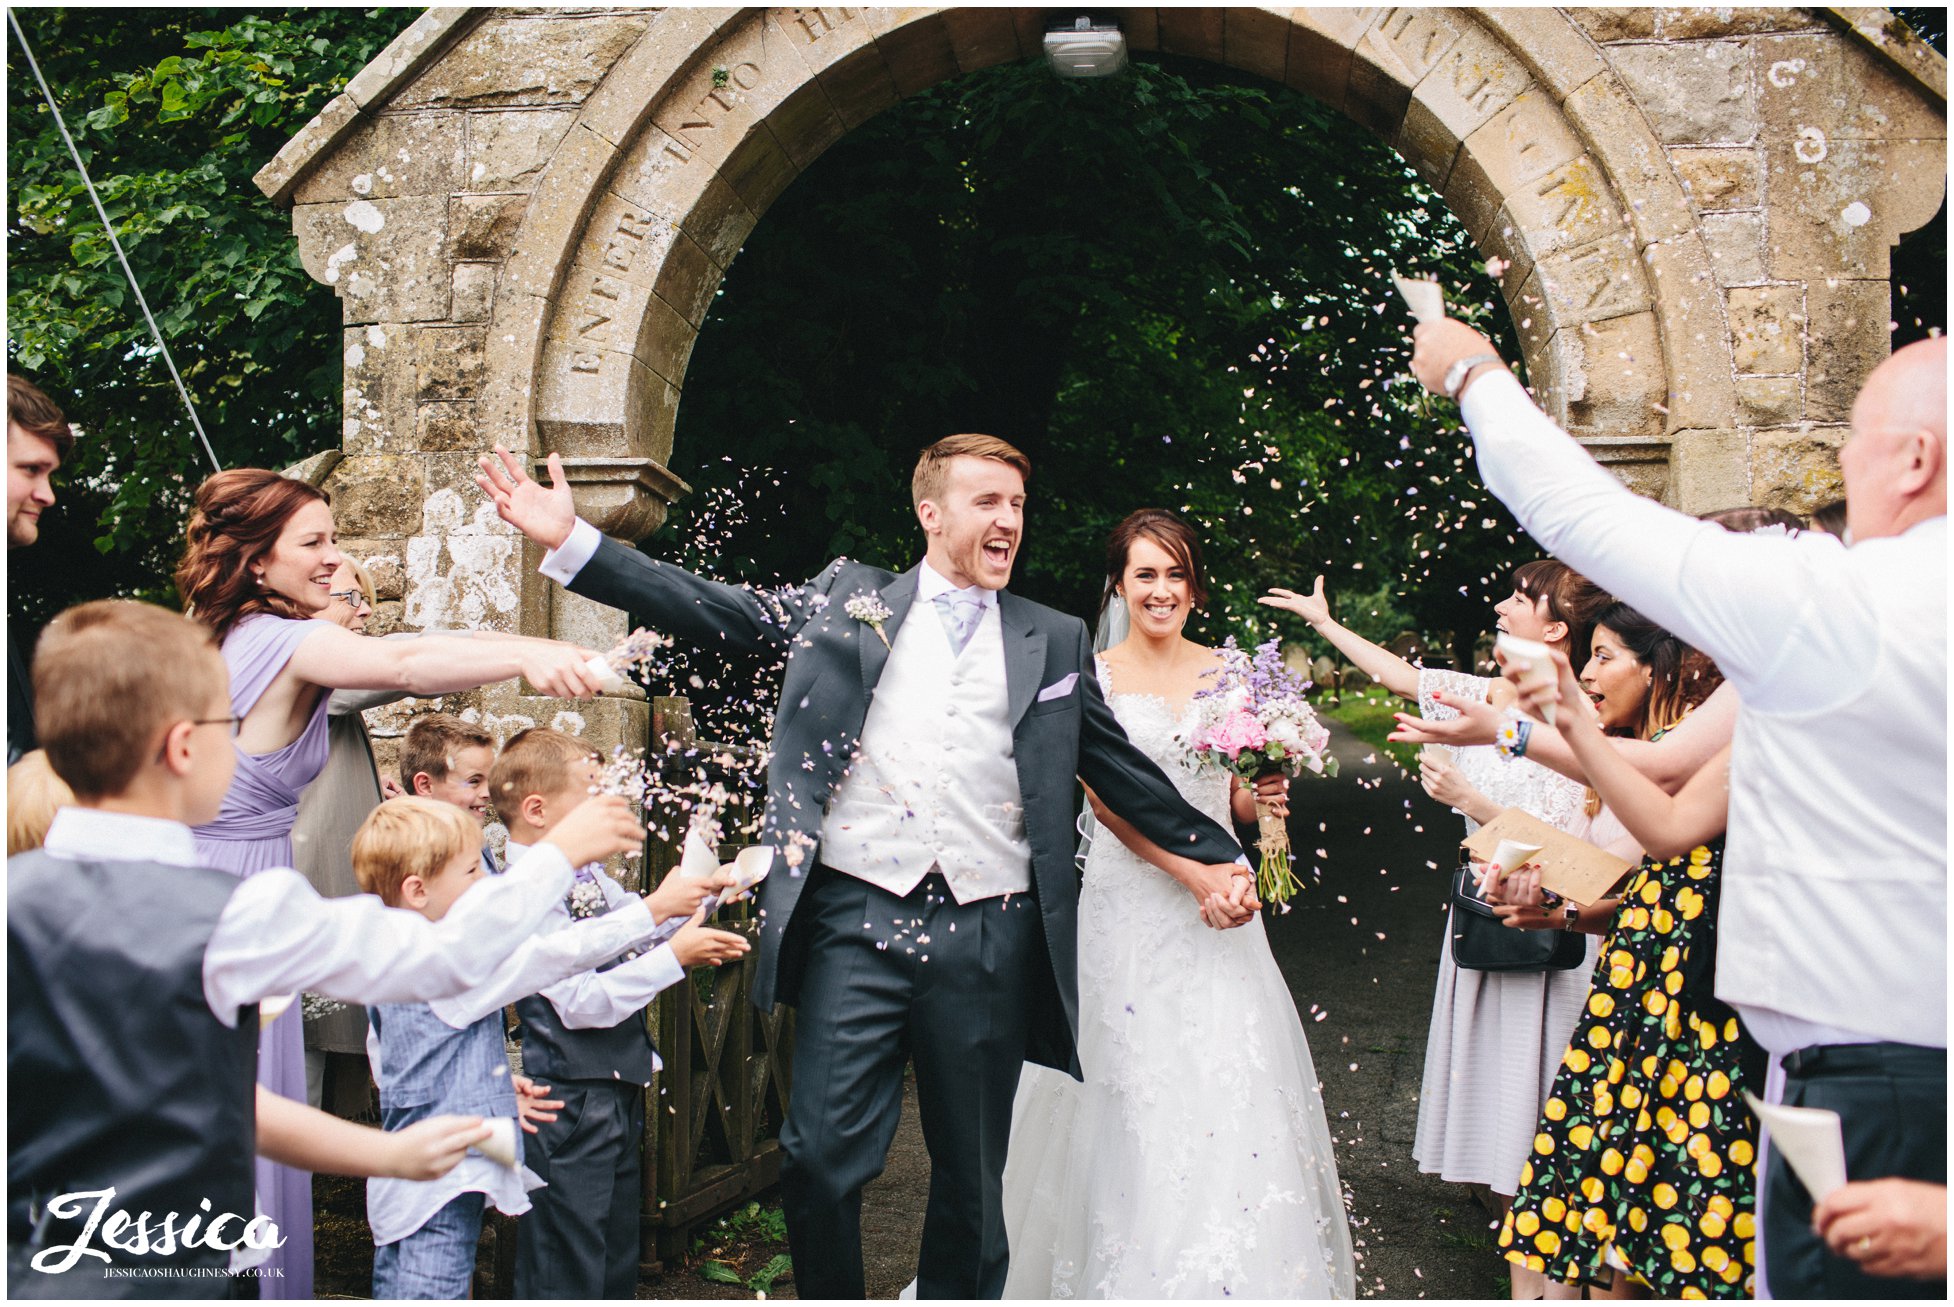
[476,446,577,551]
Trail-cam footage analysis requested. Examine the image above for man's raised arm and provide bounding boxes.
[1409,318,1839,701]
[478,445,826,659]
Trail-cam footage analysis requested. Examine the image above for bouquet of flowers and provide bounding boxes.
[1184,636,1336,907]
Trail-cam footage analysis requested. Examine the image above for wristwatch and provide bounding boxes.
[1560,902,1581,933]
[1443,352,1502,399]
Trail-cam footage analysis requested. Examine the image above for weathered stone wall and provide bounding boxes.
[256,7,1945,759]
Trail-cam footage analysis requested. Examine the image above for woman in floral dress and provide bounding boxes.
[1492,605,1763,1298]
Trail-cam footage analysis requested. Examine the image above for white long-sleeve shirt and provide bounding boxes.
[37,807,583,1025]
[505,841,686,1035]
[365,891,668,1245]
[1461,369,1947,1052]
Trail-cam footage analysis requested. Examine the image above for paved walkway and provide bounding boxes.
[833,717,1508,1299]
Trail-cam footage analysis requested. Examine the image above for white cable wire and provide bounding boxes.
[9,8,223,474]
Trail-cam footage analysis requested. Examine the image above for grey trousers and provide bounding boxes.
[514,1079,645,1299]
[779,868,1039,1300]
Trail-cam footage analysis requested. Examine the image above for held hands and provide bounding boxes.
[382,1115,493,1180]
[1813,1179,1948,1280]
[1409,319,1502,397]
[1259,577,1333,629]
[647,867,737,924]
[671,915,752,968]
[512,1075,565,1136]
[1193,865,1259,930]
[476,447,578,552]
[543,794,648,868]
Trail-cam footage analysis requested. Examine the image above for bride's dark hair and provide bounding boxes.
[1101,509,1210,615]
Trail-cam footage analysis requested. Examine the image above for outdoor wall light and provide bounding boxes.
[1043,16,1127,79]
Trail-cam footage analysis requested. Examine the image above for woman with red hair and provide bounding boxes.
[174,467,602,1298]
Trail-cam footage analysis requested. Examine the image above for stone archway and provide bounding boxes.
[257,6,1945,750]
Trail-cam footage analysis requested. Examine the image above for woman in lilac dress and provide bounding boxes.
[175,468,606,1298]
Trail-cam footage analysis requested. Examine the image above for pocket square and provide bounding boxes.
[1036,673,1079,703]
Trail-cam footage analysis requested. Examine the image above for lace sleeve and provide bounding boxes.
[1527,764,1590,835]
[1416,667,1488,723]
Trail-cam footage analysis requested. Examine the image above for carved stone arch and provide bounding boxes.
[257,4,1946,746]
[509,6,1712,525]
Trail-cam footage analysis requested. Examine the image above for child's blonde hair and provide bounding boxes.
[487,727,600,829]
[352,797,482,908]
[8,750,75,855]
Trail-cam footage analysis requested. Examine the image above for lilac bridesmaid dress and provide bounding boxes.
[193,613,337,1300]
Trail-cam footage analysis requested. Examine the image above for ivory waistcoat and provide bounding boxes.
[821,600,1032,902]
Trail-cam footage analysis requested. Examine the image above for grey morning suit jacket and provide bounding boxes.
[569,538,1246,1078]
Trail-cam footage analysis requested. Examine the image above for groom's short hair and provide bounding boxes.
[912,434,1030,510]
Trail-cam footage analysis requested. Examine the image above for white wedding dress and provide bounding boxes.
[999,659,1356,1299]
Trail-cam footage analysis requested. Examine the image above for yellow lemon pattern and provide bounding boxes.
[1496,842,1763,1298]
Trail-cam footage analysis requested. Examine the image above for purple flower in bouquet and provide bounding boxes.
[1184,636,1337,907]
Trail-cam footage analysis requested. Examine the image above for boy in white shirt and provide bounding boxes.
[356,797,745,1297]
[7,600,648,1294]
[489,727,753,1299]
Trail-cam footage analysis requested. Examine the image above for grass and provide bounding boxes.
[1314,685,1422,775]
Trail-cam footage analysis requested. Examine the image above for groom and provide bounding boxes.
[478,434,1254,1298]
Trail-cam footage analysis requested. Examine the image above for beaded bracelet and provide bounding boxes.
[1494,717,1532,762]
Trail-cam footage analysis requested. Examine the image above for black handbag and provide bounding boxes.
[1448,861,1587,973]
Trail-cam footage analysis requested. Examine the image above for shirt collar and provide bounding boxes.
[42,807,204,868]
[917,560,999,608]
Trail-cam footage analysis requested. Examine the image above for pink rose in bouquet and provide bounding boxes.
[1202,710,1267,760]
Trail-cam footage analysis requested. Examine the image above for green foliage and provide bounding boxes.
[690,1202,790,1293]
[6,7,418,626]
[1315,685,1421,776]
[668,57,1532,697]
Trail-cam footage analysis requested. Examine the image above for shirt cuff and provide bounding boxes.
[539,518,602,585]
[1457,365,1530,430]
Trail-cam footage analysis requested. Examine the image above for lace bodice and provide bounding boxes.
[1417,667,1587,834]
[1088,657,1234,835]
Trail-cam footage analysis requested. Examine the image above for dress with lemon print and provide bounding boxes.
[1498,840,1766,1298]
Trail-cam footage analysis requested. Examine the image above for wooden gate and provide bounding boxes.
[638,696,794,1267]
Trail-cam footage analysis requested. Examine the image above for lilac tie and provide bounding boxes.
[934,590,985,655]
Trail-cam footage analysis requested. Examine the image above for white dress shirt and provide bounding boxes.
[1461,369,1947,1052]
[364,862,673,1245]
[38,807,583,1027]
[505,841,685,1039]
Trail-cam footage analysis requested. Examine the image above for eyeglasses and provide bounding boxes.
[327,589,367,607]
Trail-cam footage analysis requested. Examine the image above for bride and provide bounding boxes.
[1000,509,1356,1299]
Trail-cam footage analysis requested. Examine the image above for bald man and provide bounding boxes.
[1411,324,1946,1299]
